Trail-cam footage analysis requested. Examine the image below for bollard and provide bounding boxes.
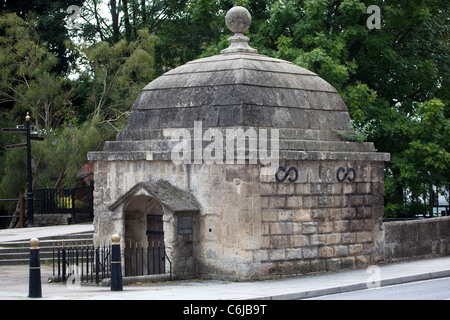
[28,238,42,298]
[110,234,123,291]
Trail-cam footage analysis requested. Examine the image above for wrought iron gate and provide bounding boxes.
[51,241,171,285]
[124,242,168,277]
[35,186,94,223]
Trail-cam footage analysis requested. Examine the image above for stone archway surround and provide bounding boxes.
[123,195,163,247]
[103,180,201,278]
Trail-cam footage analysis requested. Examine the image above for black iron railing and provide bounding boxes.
[124,242,170,277]
[0,196,26,228]
[51,241,171,285]
[52,242,110,284]
[35,186,93,223]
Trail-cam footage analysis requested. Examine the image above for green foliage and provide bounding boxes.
[386,99,449,217]
[249,0,449,217]
[0,144,26,213]
[0,0,85,73]
[32,118,104,188]
[336,119,376,143]
[341,82,377,123]
[80,29,159,130]
[0,13,74,128]
[0,1,448,219]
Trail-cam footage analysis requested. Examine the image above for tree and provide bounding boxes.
[0,0,86,74]
[0,13,102,218]
[384,98,449,217]
[0,1,448,220]
[79,0,229,75]
[79,28,159,131]
[0,13,74,127]
[31,118,104,189]
[240,0,449,217]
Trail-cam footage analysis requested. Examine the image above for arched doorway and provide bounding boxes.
[107,180,201,279]
[124,195,165,275]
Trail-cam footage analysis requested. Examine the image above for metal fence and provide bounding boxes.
[0,196,25,229]
[52,242,110,284]
[124,242,170,277]
[35,186,94,223]
[51,241,171,285]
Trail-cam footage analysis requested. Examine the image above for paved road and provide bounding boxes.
[307,277,450,300]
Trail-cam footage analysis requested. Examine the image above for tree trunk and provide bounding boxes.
[93,0,105,41]
[123,0,132,40]
[110,0,120,42]
[141,0,146,22]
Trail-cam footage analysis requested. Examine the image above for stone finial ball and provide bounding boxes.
[30,238,39,249]
[111,233,121,244]
[225,6,252,33]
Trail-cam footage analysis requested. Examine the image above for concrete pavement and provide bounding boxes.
[0,224,449,300]
[0,255,449,300]
[0,223,94,242]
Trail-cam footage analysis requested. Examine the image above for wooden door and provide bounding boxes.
[146,214,165,274]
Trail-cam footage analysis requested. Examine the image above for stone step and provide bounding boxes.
[0,235,93,247]
[117,127,350,142]
[0,231,94,266]
[89,149,389,162]
[0,238,93,250]
[104,138,375,153]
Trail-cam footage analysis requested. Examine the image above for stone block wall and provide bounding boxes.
[91,160,187,245]
[34,213,72,227]
[383,216,450,260]
[91,157,386,280]
[243,160,385,279]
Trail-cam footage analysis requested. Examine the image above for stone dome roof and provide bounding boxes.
[124,53,350,132]
[122,6,351,136]
[94,7,389,162]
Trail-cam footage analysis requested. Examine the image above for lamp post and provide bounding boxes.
[25,113,34,227]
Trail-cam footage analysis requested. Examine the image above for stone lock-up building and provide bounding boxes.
[88,7,390,280]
